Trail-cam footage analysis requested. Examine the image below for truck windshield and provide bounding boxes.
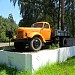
[31,23,43,28]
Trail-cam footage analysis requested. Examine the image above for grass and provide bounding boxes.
[0,64,32,75]
[0,64,17,75]
[49,43,60,49]
[0,57,75,75]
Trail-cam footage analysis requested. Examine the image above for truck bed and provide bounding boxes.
[55,30,69,37]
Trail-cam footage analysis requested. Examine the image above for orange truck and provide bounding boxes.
[13,22,69,51]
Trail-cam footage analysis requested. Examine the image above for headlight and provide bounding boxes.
[25,33,27,36]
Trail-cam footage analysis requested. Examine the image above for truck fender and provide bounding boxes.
[28,32,46,42]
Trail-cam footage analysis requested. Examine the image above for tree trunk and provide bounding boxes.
[58,0,60,29]
[61,0,64,30]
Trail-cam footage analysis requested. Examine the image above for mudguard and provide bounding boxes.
[27,32,46,42]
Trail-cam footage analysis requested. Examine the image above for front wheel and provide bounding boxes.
[30,37,42,51]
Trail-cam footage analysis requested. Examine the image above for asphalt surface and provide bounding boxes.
[0,42,14,47]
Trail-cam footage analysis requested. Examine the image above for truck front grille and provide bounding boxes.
[17,31,23,39]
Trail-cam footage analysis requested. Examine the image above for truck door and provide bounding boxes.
[41,23,51,40]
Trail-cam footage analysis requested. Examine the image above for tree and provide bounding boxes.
[10,0,75,37]
[8,14,18,35]
[10,0,58,27]
[65,0,75,37]
[10,0,43,26]
[0,15,18,42]
[8,14,14,31]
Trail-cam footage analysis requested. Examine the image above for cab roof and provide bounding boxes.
[36,21,50,25]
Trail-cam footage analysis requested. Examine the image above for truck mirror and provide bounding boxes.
[6,31,13,38]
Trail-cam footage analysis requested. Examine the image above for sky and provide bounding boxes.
[0,0,21,24]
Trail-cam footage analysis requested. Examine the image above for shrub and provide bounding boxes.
[0,32,9,42]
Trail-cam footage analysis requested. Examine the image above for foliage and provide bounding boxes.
[17,70,32,75]
[10,0,75,37]
[0,64,31,75]
[65,0,75,37]
[0,32,9,42]
[0,64,17,75]
[49,43,60,49]
[10,0,59,27]
[0,14,18,42]
[0,64,32,75]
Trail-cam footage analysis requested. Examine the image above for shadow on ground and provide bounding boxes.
[0,45,68,53]
[0,46,42,53]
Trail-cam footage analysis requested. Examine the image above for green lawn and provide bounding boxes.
[0,64,31,75]
[0,56,75,75]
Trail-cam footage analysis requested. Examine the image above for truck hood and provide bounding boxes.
[18,27,42,33]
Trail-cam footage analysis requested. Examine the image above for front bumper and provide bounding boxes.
[12,38,30,44]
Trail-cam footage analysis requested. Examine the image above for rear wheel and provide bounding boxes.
[59,38,67,47]
[30,37,42,51]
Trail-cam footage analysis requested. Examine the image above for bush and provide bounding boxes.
[0,32,9,42]
[49,43,60,49]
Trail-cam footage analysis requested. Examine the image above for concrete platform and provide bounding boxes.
[0,46,75,72]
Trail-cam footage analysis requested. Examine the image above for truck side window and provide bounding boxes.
[31,23,43,28]
[44,23,49,28]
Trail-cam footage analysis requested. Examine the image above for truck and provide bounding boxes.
[13,22,69,51]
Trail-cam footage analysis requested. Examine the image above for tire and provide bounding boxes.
[63,38,67,46]
[14,42,25,51]
[30,37,42,51]
[59,38,66,47]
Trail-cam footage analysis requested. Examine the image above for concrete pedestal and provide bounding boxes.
[0,46,75,72]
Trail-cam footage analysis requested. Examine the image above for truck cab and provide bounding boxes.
[31,22,52,40]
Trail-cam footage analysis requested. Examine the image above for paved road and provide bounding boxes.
[0,42,14,47]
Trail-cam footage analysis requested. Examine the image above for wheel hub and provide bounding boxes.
[33,39,40,49]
